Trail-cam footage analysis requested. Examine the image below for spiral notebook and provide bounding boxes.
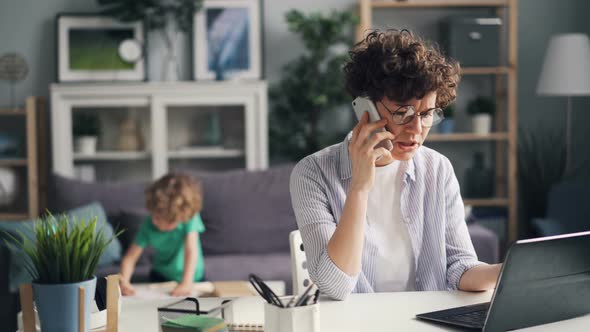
[158,297,264,332]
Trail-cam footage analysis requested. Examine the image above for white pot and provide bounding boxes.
[75,136,98,155]
[472,114,492,135]
[147,15,190,81]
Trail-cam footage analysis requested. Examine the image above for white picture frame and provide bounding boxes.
[57,15,145,82]
[193,0,261,81]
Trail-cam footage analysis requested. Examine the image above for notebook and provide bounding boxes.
[162,314,227,332]
[225,323,264,332]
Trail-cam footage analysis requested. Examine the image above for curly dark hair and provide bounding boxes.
[343,29,460,108]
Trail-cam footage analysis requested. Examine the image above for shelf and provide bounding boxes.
[427,133,509,142]
[74,151,150,161]
[168,147,245,159]
[372,1,508,8]
[0,213,30,220]
[464,198,508,207]
[0,109,26,116]
[461,67,512,75]
[0,158,28,166]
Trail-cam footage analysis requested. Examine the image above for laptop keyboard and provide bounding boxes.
[417,302,490,329]
[445,308,488,326]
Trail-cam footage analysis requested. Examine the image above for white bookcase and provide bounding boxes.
[50,81,268,182]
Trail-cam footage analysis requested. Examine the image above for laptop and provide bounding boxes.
[416,231,590,331]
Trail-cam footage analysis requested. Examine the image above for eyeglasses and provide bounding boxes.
[379,102,444,128]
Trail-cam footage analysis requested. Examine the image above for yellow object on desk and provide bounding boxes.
[211,281,256,297]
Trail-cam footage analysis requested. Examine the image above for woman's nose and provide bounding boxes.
[405,114,423,133]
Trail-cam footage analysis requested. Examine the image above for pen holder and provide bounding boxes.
[264,300,320,332]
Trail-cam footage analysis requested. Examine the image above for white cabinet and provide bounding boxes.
[51,82,268,182]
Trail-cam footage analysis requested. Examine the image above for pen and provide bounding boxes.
[297,295,310,307]
[312,289,320,304]
[286,295,299,308]
[294,283,316,307]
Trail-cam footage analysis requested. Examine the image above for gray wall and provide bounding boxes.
[0,0,357,105]
[0,0,100,105]
[518,0,590,182]
[0,0,589,179]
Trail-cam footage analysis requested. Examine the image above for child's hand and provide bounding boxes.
[120,279,136,296]
[171,282,193,297]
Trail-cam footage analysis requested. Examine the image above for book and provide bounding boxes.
[162,314,228,332]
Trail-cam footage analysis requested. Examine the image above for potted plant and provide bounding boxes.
[3,214,119,332]
[73,112,100,155]
[269,10,358,162]
[438,104,456,134]
[98,0,203,81]
[467,96,495,134]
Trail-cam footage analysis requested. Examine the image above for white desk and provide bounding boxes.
[119,291,590,331]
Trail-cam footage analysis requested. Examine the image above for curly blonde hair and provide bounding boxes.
[145,173,202,224]
[343,29,460,108]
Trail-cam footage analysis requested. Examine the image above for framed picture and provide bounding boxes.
[57,14,145,82]
[193,0,261,80]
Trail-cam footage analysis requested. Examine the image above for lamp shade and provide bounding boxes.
[537,33,590,96]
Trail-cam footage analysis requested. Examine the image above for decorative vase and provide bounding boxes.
[202,113,223,146]
[75,136,98,155]
[32,276,97,332]
[162,55,179,81]
[118,116,143,151]
[472,114,492,134]
[438,119,455,134]
[147,13,190,81]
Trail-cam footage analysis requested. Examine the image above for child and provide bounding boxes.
[119,173,206,296]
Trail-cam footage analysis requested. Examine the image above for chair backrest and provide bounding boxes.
[289,230,311,296]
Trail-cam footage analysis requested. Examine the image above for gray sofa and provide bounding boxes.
[49,164,299,284]
[0,163,499,332]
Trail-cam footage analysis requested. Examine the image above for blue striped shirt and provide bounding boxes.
[289,133,484,300]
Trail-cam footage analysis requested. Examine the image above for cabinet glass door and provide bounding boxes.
[161,100,254,173]
[71,105,152,182]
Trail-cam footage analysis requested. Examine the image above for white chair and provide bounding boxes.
[289,230,312,296]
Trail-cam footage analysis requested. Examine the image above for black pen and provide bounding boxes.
[294,283,316,307]
[297,295,310,307]
[312,289,320,304]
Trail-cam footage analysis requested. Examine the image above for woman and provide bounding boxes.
[290,29,501,301]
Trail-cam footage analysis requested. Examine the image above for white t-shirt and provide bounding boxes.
[367,160,416,292]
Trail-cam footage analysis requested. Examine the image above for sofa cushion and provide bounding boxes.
[189,164,297,255]
[49,173,147,216]
[109,210,148,251]
[109,210,154,266]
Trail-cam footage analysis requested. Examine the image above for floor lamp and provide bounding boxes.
[537,33,590,176]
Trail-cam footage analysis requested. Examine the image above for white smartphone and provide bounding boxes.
[351,97,394,151]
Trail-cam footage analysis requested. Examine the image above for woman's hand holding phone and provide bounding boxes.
[348,111,395,194]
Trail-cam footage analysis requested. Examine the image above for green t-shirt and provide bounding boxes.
[134,213,206,282]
